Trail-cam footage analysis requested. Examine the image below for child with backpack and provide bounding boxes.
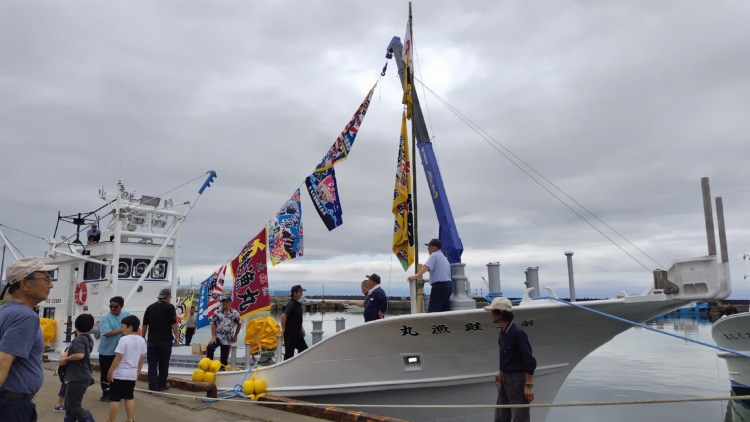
[58,313,96,422]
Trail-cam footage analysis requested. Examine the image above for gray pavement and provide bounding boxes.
[36,362,327,422]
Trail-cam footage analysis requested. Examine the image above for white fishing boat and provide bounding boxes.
[193,6,733,422]
[712,312,750,394]
[0,172,217,354]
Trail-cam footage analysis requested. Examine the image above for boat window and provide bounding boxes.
[43,307,55,319]
[118,259,131,278]
[47,268,58,281]
[151,260,168,279]
[83,262,106,281]
[132,259,150,279]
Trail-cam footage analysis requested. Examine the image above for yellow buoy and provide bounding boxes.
[209,360,222,373]
[255,392,266,400]
[191,369,205,382]
[225,365,232,371]
[254,378,267,394]
[198,357,211,371]
[249,393,257,401]
[242,379,255,395]
[203,371,216,383]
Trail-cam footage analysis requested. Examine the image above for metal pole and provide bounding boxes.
[565,251,576,302]
[701,177,717,256]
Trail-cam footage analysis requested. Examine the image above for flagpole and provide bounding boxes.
[407,2,425,314]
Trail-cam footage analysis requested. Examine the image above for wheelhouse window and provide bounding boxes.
[83,262,106,281]
[118,258,132,278]
[126,258,168,280]
[132,259,150,279]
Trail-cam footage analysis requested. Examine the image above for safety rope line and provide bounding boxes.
[541,296,750,358]
[135,387,750,410]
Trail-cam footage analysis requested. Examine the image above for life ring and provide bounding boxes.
[74,283,88,306]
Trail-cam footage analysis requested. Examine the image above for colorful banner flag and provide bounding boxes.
[315,84,376,171]
[229,228,271,319]
[304,167,343,231]
[196,263,228,329]
[402,20,413,119]
[268,189,303,266]
[392,111,414,271]
[176,292,193,343]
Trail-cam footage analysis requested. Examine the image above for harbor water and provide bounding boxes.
[191,311,739,421]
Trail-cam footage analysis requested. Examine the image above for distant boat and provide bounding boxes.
[674,300,710,314]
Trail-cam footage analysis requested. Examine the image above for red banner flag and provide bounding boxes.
[229,228,271,319]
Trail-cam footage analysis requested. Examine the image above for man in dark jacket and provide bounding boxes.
[363,274,388,322]
[485,297,536,422]
[281,285,308,360]
[142,288,178,391]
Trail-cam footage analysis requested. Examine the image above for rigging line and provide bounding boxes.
[0,225,28,258]
[150,171,213,202]
[415,79,662,272]
[411,31,436,146]
[0,223,45,241]
[546,296,750,358]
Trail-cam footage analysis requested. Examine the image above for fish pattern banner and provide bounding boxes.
[392,112,414,271]
[229,228,271,319]
[305,167,343,231]
[268,189,303,266]
[315,84,376,171]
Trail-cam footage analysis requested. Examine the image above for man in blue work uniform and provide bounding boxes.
[407,238,453,312]
[485,297,536,422]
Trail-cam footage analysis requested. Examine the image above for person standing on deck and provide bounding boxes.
[407,238,453,312]
[142,288,179,392]
[280,285,308,360]
[98,295,130,402]
[362,274,388,322]
[0,257,57,422]
[485,297,536,422]
[184,307,197,346]
[346,280,370,315]
[206,298,241,367]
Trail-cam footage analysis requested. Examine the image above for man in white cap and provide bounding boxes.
[407,238,453,312]
[484,297,536,422]
[142,288,178,391]
[0,257,57,421]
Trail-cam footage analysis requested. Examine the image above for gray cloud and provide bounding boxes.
[1,0,749,299]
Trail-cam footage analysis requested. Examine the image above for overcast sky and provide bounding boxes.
[2,1,749,300]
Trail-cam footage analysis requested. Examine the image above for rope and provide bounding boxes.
[412,78,663,272]
[132,387,750,410]
[542,296,750,358]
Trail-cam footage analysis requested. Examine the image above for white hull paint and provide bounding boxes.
[712,313,750,389]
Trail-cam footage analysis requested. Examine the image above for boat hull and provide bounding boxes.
[207,296,689,422]
[712,313,750,388]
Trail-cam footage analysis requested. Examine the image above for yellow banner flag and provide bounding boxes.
[402,19,413,119]
[392,112,414,271]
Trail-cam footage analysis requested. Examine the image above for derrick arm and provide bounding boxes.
[387,37,463,263]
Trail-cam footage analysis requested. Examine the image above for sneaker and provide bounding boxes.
[53,405,65,412]
[158,385,170,391]
[99,395,110,402]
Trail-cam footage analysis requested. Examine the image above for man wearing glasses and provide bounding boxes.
[0,257,57,422]
[97,296,130,402]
